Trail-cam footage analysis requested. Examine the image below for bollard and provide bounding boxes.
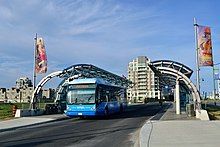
[12,105,17,116]
[186,103,195,117]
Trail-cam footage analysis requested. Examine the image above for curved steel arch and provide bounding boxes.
[30,64,131,109]
[30,71,64,109]
[61,64,131,87]
[55,74,80,103]
[152,60,193,78]
[159,67,200,103]
[149,60,201,110]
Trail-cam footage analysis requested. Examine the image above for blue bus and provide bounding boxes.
[64,78,127,117]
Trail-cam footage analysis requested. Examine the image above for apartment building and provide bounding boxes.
[127,56,160,103]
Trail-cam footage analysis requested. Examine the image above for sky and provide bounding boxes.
[0,0,220,94]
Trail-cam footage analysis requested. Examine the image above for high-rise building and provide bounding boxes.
[127,56,160,103]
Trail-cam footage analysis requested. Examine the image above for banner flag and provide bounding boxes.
[35,38,47,73]
[197,25,213,66]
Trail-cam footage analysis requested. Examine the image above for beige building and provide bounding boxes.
[6,87,20,103]
[0,77,55,103]
[0,88,6,103]
[41,88,56,99]
[127,56,160,103]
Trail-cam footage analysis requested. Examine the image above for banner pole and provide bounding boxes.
[194,18,200,94]
[33,33,37,90]
[32,33,37,109]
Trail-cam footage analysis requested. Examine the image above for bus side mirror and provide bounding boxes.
[96,99,101,104]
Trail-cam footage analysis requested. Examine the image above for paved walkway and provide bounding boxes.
[160,102,198,120]
[140,102,220,147]
[140,120,220,147]
[0,114,69,132]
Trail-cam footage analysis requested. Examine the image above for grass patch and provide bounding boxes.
[206,105,220,120]
[0,103,49,120]
[201,99,220,103]
[0,104,14,120]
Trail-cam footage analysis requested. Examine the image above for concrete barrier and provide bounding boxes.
[196,109,210,120]
[15,109,44,117]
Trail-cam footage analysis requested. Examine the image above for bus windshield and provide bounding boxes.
[67,89,95,104]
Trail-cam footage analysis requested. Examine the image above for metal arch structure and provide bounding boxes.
[152,60,193,77]
[55,64,131,105]
[30,64,131,109]
[149,60,201,110]
[30,71,63,109]
[60,64,131,87]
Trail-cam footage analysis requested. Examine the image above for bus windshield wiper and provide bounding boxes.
[74,98,78,103]
[87,96,93,101]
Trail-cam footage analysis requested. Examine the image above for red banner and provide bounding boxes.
[35,38,47,73]
[197,25,213,66]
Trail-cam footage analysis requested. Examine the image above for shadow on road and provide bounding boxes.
[79,102,170,120]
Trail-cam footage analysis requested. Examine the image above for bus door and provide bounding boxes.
[96,87,108,110]
[109,90,120,113]
[106,90,113,113]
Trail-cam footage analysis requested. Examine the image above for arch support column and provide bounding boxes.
[176,79,180,114]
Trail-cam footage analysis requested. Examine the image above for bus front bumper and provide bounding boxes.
[64,110,105,117]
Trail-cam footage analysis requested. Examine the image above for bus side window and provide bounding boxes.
[96,88,101,103]
[99,89,107,102]
[106,91,110,102]
[115,91,120,101]
[108,90,116,102]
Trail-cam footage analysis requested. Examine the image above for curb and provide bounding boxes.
[0,116,70,133]
[139,103,172,147]
[140,121,153,147]
[150,103,172,120]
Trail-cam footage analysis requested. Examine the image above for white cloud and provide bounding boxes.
[0,6,13,21]
[0,0,169,88]
[0,0,218,93]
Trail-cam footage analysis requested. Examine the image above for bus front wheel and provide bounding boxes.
[120,105,123,113]
[104,108,109,117]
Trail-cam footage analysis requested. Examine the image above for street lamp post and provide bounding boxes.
[194,18,200,93]
[213,63,220,105]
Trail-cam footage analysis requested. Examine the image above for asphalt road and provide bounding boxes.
[0,102,169,147]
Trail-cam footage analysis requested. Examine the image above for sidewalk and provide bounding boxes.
[0,114,69,132]
[140,102,220,147]
[160,102,198,120]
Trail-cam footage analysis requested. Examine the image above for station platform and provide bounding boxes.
[140,102,220,147]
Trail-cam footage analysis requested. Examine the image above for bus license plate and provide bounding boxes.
[78,113,82,115]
